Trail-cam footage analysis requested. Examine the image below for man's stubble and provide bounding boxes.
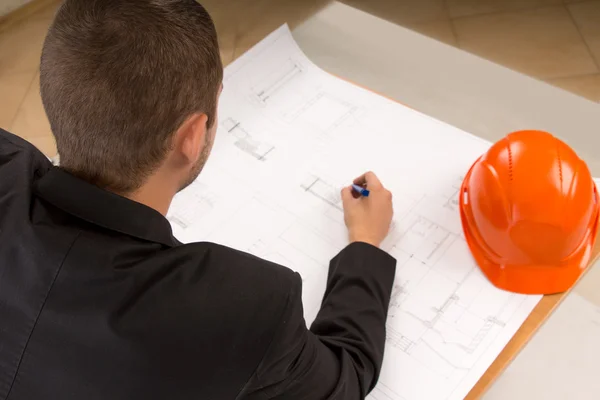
[178,121,216,192]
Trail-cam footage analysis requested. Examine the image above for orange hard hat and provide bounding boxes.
[460,130,599,295]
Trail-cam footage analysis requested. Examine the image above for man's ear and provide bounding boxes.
[173,113,208,165]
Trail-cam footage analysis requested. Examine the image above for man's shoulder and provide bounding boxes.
[180,241,298,293]
[132,241,300,360]
[0,128,52,174]
[0,129,52,221]
[161,240,298,312]
[0,128,48,156]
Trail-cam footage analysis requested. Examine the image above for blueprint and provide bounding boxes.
[167,25,543,400]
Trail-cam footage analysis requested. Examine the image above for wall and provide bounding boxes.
[0,0,34,17]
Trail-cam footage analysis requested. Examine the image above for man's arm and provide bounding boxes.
[239,172,396,399]
[238,242,396,400]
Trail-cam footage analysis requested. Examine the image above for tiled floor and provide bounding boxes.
[1,0,600,158]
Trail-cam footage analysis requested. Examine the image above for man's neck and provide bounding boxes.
[126,175,177,216]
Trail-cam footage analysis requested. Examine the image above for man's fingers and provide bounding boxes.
[353,173,367,186]
[364,172,383,189]
[354,171,383,190]
[341,186,357,204]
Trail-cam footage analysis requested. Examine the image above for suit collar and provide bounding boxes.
[34,167,178,247]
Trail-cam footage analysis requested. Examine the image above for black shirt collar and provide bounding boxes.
[34,167,178,247]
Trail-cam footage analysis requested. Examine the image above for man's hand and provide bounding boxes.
[341,171,393,248]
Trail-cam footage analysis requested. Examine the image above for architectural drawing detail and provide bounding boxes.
[222,118,275,161]
[251,58,303,103]
[300,174,343,210]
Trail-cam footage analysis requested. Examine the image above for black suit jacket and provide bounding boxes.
[0,129,396,400]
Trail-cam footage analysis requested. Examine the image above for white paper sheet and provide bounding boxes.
[167,25,542,400]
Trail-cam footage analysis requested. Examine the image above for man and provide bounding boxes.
[0,1,396,399]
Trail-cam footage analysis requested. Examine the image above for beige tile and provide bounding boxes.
[0,17,51,79]
[0,0,57,32]
[200,0,239,66]
[30,0,61,21]
[27,134,57,158]
[411,20,458,47]
[234,32,262,60]
[340,0,447,26]
[220,44,236,67]
[234,0,332,59]
[453,6,598,79]
[0,71,36,130]
[448,0,562,18]
[11,74,52,139]
[547,73,600,101]
[217,25,236,67]
[568,0,600,67]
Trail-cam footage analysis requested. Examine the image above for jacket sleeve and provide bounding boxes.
[238,242,396,400]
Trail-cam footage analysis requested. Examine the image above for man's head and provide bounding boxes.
[40,0,223,194]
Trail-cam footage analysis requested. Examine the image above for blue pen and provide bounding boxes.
[352,184,370,197]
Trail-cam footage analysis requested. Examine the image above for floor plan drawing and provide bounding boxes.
[221,117,275,161]
[250,57,304,104]
[286,92,361,133]
[443,178,463,213]
[168,25,542,400]
[370,382,409,400]
[300,174,344,211]
[166,181,219,231]
[386,245,513,363]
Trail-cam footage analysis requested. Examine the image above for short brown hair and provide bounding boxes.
[41,0,223,193]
